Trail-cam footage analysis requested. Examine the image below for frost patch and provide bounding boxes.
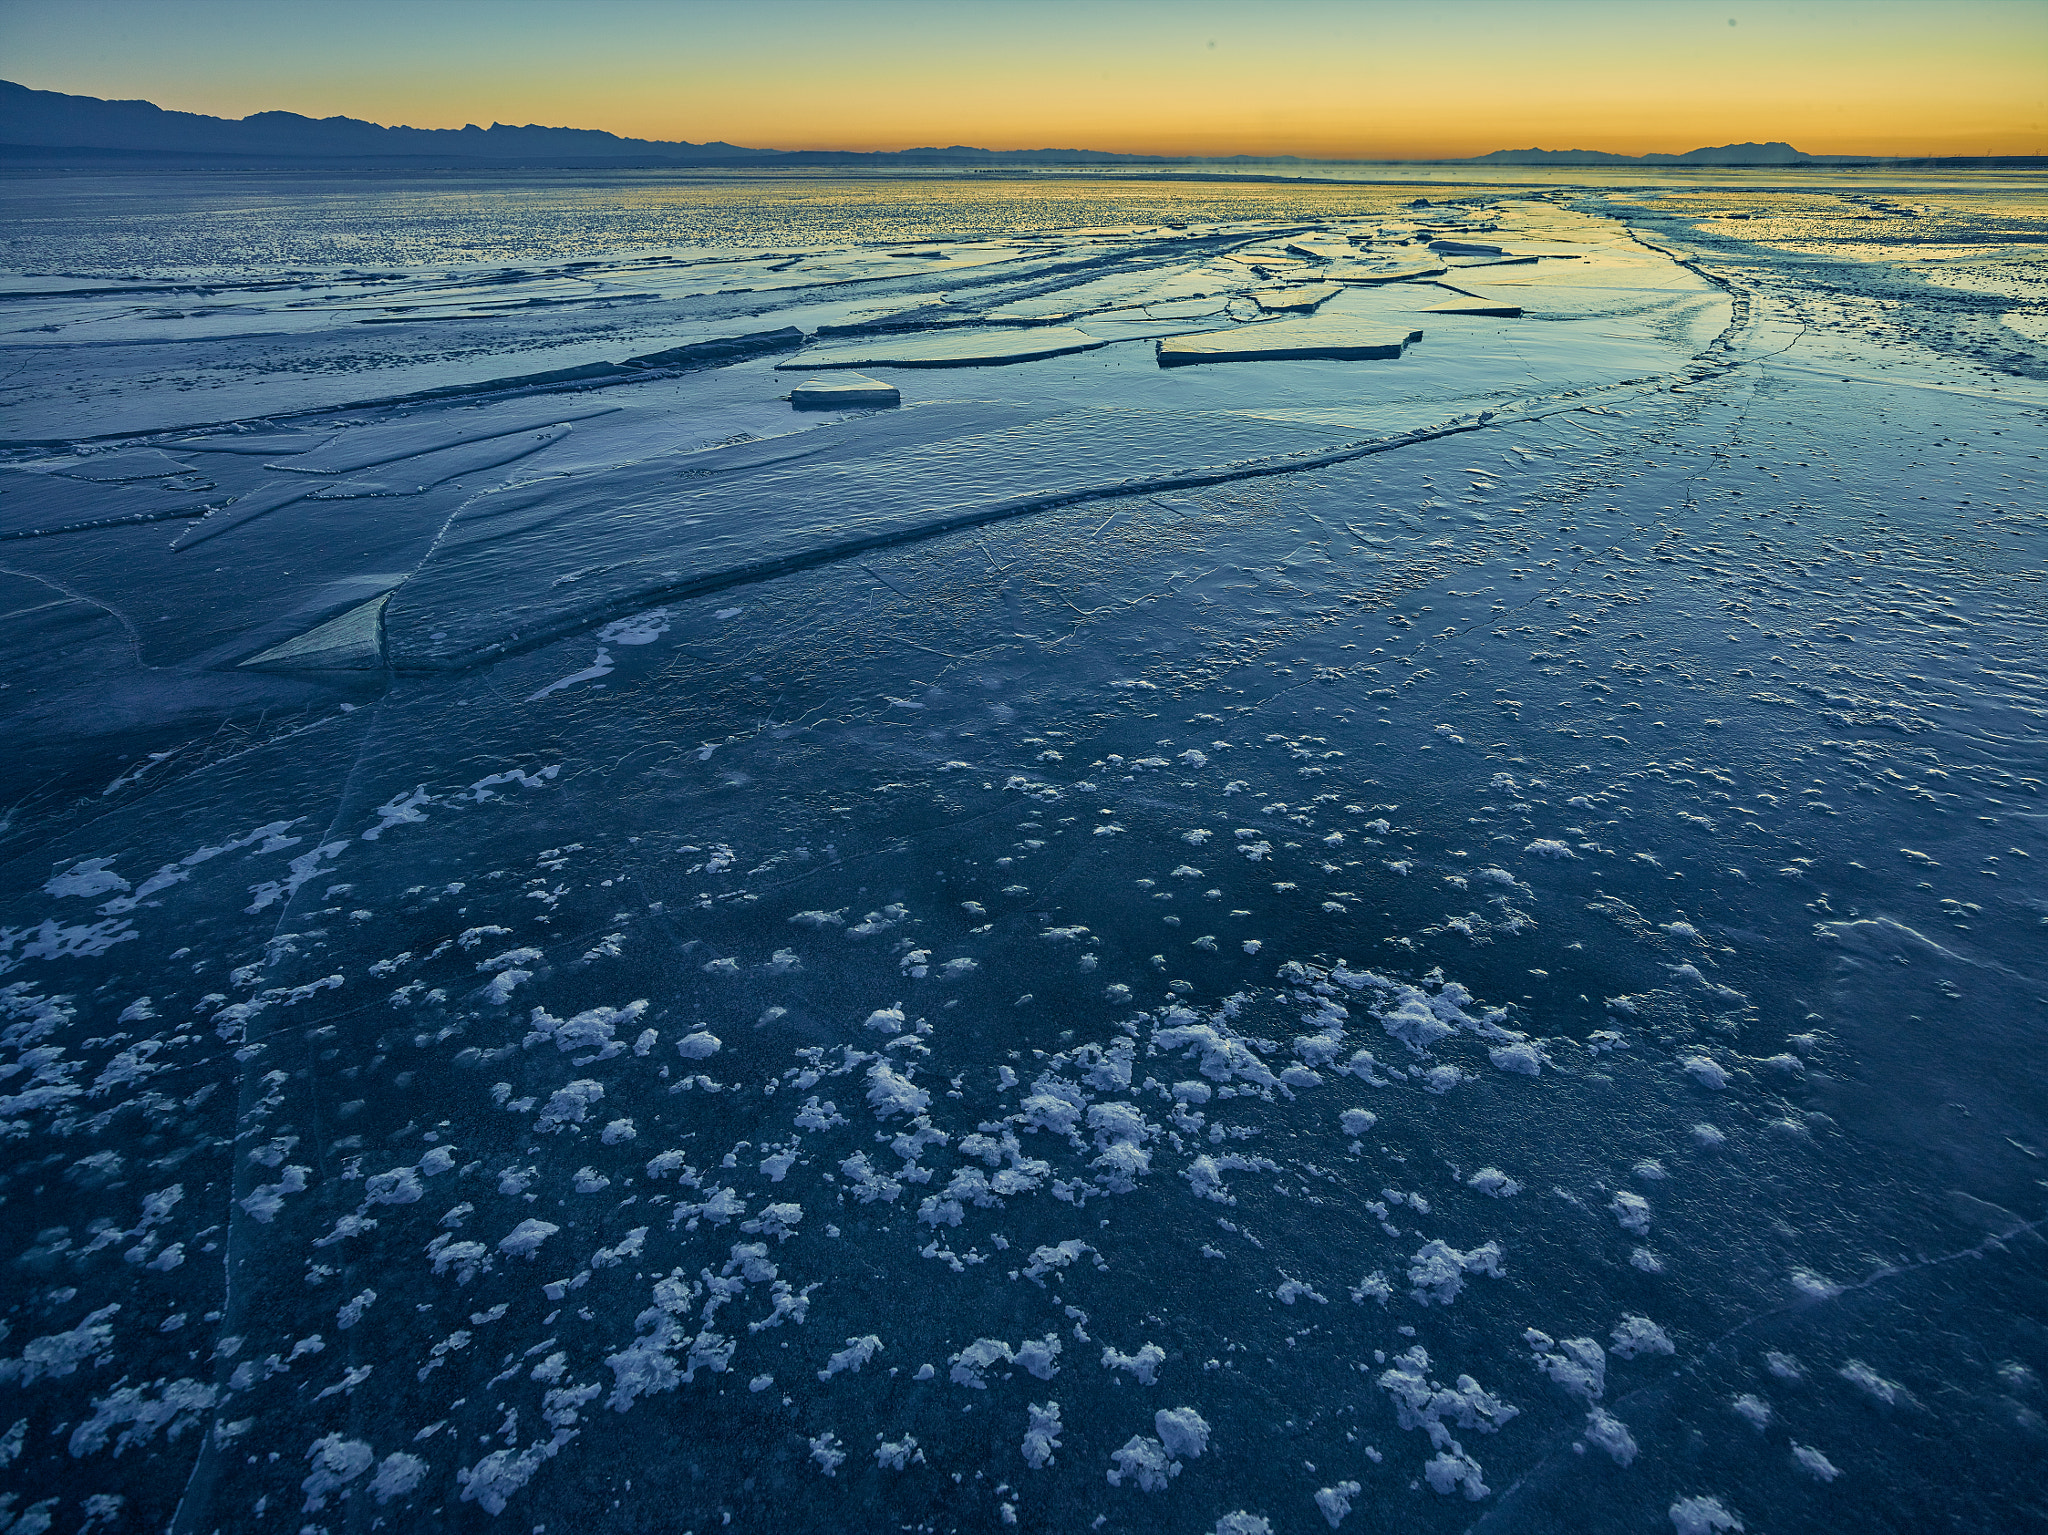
[498,1219,561,1259]
[1669,1495,1744,1534]
[301,1434,373,1512]
[1408,1239,1504,1305]
[1681,1056,1730,1089]
[818,1336,882,1381]
[1376,1345,1516,1500]
[1316,1481,1362,1527]
[1609,1315,1675,1359]
[0,1305,120,1386]
[44,859,129,899]
[1101,1343,1165,1385]
[68,1376,216,1456]
[1022,1401,1063,1468]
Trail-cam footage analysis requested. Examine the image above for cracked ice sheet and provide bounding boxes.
[0,174,2044,1535]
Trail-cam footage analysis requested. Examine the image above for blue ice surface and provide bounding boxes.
[0,171,2043,1535]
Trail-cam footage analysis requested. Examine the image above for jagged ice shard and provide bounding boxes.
[0,171,2042,1535]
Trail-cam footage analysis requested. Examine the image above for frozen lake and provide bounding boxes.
[0,169,2043,1535]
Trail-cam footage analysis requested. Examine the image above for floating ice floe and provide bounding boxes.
[1252,282,1344,313]
[1157,321,1423,367]
[789,373,901,409]
[775,326,1108,370]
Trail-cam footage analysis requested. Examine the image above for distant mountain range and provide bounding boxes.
[1,80,2033,170]
[1468,142,1814,165]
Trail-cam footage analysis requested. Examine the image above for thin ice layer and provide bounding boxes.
[267,403,618,475]
[773,326,1109,370]
[383,403,1371,668]
[0,468,214,539]
[1159,322,1424,366]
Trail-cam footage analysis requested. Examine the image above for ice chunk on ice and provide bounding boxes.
[1253,282,1343,313]
[1157,321,1422,367]
[790,373,901,409]
[776,327,1108,370]
[1324,259,1449,284]
[241,594,389,672]
[1286,237,1358,261]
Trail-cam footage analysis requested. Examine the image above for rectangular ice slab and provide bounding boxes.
[1253,283,1344,313]
[790,374,901,410]
[774,327,1108,370]
[1156,322,1423,367]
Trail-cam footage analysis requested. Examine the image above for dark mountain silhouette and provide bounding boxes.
[1467,141,1813,166]
[0,79,766,164]
[5,81,2032,171]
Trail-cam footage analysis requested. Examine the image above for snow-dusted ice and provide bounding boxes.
[0,169,2043,1535]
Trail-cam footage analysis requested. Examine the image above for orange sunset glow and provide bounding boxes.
[3,0,2044,159]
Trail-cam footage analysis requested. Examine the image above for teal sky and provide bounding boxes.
[2,0,2043,157]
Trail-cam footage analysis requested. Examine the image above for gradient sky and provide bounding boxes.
[2,0,2043,158]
